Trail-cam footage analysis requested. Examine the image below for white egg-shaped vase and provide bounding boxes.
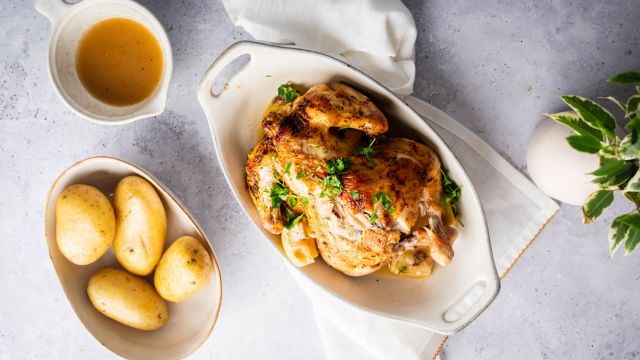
[527,119,599,206]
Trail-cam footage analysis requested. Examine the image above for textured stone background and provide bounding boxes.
[1,0,639,359]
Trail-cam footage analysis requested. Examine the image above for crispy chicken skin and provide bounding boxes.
[246,82,457,276]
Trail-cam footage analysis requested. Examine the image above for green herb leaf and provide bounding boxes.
[388,205,396,214]
[582,190,614,223]
[373,192,392,209]
[441,170,462,214]
[284,162,292,175]
[608,71,640,85]
[296,169,309,179]
[547,113,603,141]
[566,135,602,154]
[350,191,360,199]
[270,179,308,209]
[369,211,378,224]
[590,158,626,177]
[321,158,352,198]
[277,83,299,103]
[627,95,640,117]
[326,157,352,174]
[353,138,377,166]
[624,169,640,192]
[284,207,305,230]
[269,182,290,209]
[560,95,617,140]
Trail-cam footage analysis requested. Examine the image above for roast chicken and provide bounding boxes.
[246,82,458,277]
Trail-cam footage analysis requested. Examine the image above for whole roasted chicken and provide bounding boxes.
[246,82,459,277]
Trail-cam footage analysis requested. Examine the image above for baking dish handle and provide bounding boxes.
[198,41,286,105]
[35,0,72,24]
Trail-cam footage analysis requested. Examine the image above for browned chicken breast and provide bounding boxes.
[246,82,458,277]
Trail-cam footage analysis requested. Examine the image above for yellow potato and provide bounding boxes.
[55,184,115,265]
[113,175,166,276]
[154,236,213,302]
[87,268,168,330]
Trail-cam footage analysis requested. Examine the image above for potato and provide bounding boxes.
[113,175,166,276]
[56,184,115,265]
[154,236,213,302]
[87,268,168,330]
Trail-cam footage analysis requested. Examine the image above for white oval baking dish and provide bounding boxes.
[197,41,499,334]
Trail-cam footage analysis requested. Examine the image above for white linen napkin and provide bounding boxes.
[222,0,417,96]
[221,1,559,358]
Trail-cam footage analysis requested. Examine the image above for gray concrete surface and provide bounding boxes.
[1,0,638,359]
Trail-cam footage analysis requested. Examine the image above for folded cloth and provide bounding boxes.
[221,0,416,95]
[221,1,559,358]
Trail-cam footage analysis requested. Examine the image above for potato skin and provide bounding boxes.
[154,236,213,302]
[87,268,168,330]
[113,176,167,276]
[56,184,115,265]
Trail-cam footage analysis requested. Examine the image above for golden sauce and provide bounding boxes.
[76,18,163,106]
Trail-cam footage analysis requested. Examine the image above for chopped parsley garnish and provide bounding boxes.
[269,173,308,209]
[369,192,393,223]
[284,207,305,230]
[296,169,308,179]
[277,82,299,103]
[353,137,377,166]
[321,157,352,198]
[373,192,391,208]
[269,182,290,209]
[326,158,352,174]
[350,190,360,199]
[441,169,462,214]
[283,162,292,175]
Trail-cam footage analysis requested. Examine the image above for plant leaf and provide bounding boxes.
[626,116,640,143]
[627,95,640,117]
[593,163,636,187]
[582,190,614,223]
[625,192,640,209]
[566,135,602,153]
[616,213,640,254]
[560,95,617,140]
[590,157,625,177]
[625,225,640,254]
[619,135,640,160]
[547,113,603,141]
[600,96,627,112]
[610,216,629,255]
[624,169,640,192]
[608,71,640,85]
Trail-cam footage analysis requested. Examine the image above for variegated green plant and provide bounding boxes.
[546,71,640,256]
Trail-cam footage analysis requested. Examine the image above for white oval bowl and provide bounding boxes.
[35,0,173,125]
[197,41,500,334]
[44,156,222,359]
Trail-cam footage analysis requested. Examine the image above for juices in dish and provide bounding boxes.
[76,17,164,106]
